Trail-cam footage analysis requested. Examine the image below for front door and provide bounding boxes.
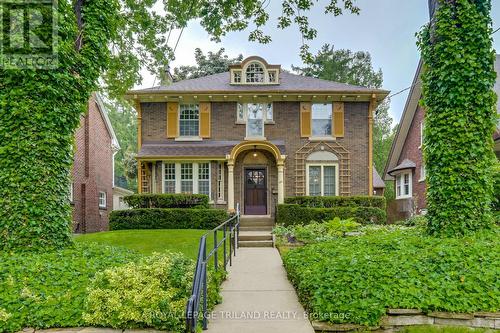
[244,168,267,215]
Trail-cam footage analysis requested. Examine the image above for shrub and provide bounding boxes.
[285,196,386,209]
[110,208,229,230]
[276,204,386,225]
[400,215,428,227]
[282,227,500,326]
[0,244,141,332]
[124,193,210,209]
[273,218,360,244]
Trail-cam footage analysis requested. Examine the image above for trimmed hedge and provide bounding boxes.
[124,194,209,209]
[110,208,228,230]
[284,196,386,209]
[277,204,386,225]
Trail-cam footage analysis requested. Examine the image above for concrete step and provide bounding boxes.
[239,226,273,232]
[240,220,275,227]
[239,232,273,242]
[238,240,274,247]
[240,216,274,223]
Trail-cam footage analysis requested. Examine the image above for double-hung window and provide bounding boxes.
[217,162,225,203]
[306,164,338,196]
[396,172,412,199]
[181,163,193,193]
[98,191,107,208]
[198,163,210,195]
[237,103,273,138]
[164,163,176,193]
[179,104,199,137]
[311,103,332,137]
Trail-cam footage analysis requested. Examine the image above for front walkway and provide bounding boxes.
[206,248,315,333]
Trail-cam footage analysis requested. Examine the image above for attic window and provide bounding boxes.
[268,70,277,83]
[234,71,242,83]
[246,62,264,83]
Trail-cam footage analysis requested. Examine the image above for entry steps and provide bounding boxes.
[238,216,274,247]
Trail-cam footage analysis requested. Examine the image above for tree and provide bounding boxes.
[417,0,497,236]
[173,48,243,82]
[0,0,360,250]
[105,99,138,191]
[293,44,395,198]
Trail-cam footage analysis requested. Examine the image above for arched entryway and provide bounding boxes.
[227,141,286,214]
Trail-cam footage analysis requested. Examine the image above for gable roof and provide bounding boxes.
[94,93,120,152]
[384,55,500,180]
[128,70,389,96]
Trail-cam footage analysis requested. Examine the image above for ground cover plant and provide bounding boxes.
[282,226,500,326]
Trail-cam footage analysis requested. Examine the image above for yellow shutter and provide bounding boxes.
[300,102,311,138]
[199,102,211,138]
[333,102,344,138]
[166,102,179,138]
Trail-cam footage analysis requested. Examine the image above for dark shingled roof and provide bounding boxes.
[138,140,286,158]
[373,167,386,189]
[129,71,389,94]
[387,159,416,176]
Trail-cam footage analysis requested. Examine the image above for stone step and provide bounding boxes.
[239,220,275,227]
[239,232,273,241]
[238,240,274,247]
[239,226,273,232]
[240,216,274,223]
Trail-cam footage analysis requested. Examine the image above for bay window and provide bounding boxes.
[198,163,210,195]
[306,164,338,196]
[396,172,412,199]
[164,163,176,193]
[180,163,193,193]
[163,162,212,198]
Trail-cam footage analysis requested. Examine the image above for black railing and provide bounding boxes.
[185,203,240,332]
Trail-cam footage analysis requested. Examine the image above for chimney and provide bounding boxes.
[159,65,173,86]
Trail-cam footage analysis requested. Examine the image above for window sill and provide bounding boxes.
[175,137,203,142]
[395,195,412,200]
[419,178,426,183]
[308,136,336,141]
[264,121,275,125]
[244,136,267,141]
[216,200,227,205]
[235,120,246,125]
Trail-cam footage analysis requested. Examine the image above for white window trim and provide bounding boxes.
[305,163,340,196]
[69,182,74,203]
[311,103,333,139]
[178,103,201,139]
[419,121,424,149]
[98,191,107,209]
[217,161,226,204]
[419,164,426,182]
[162,161,211,199]
[395,171,413,199]
[230,61,279,85]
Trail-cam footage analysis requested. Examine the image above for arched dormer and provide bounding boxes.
[230,56,281,85]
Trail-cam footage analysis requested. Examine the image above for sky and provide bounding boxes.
[137,0,500,124]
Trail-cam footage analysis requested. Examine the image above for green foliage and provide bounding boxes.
[282,227,500,326]
[124,193,210,209]
[274,217,360,244]
[84,252,210,331]
[0,243,140,332]
[110,208,228,230]
[172,48,243,82]
[400,215,428,227]
[285,195,386,209]
[277,204,386,225]
[417,0,497,236]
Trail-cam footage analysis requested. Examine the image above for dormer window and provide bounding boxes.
[246,62,265,83]
[230,56,281,85]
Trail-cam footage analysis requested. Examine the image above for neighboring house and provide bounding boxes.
[71,93,120,233]
[384,55,500,217]
[126,56,389,216]
[113,186,134,210]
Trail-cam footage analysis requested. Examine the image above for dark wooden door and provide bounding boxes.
[244,168,267,215]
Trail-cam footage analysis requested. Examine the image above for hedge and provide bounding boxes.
[284,196,386,209]
[110,208,228,230]
[124,194,210,209]
[277,204,386,225]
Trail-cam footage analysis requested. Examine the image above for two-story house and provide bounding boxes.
[127,56,389,216]
[384,55,500,217]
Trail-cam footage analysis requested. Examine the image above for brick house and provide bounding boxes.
[127,56,388,216]
[384,55,500,217]
[71,93,120,232]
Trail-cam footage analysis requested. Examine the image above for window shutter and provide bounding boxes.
[166,102,179,138]
[199,102,211,138]
[300,102,311,137]
[333,102,344,138]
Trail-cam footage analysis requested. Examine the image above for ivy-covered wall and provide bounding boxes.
[417,0,497,236]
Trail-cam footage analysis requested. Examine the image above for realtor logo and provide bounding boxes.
[0,0,58,69]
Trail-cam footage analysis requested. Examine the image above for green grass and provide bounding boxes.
[74,229,227,259]
[402,326,492,333]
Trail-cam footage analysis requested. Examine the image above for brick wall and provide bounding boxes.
[71,95,114,233]
[140,100,370,197]
[397,104,427,212]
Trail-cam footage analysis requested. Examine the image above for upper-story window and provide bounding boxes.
[234,71,242,83]
[246,62,265,83]
[396,172,412,199]
[179,104,199,137]
[237,103,273,138]
[311,103,332,137]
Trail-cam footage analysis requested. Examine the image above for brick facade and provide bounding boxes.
[71,95,114,233]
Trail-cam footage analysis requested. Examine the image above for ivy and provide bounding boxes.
[417,0,497,236]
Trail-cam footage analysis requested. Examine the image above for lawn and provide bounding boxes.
[74,229,225,259]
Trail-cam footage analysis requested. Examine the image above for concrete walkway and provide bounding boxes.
[206,248,315,333]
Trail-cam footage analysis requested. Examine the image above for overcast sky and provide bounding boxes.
[137,0,500,124]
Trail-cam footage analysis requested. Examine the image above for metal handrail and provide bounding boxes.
[185,203,240,332]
